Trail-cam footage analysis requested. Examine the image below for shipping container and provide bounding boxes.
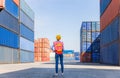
[0,46,19,64]
[20,23,34,42]
[13,0,19,6]
[0,26,19,48]
[80,52,91,62]
[20,50,34,63]
[100,41,119,65]
[35,43,50,48]
[63,50,74,54]
[37,38,50,44]
[0,0,5,10]
[0,10,19,34]
[20,10,34,31]
[100,0,111,16]
[20,37,34,52]
[5,0,18,18]
[92,22,96,32]
[74,52,80,60]
[101,17,119,46]
[80,21,100,63]
[81,42,87,52]
[86,22,91,31]
[100,0,119,31]
[81,22,87,30]
[86,42,92,52]
[34,38,51,62]
[20,0,34,21]
[96,23,100,32]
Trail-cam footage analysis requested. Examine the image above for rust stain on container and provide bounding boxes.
[100,0,119,31]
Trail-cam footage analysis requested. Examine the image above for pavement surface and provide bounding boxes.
[0,61,120,78]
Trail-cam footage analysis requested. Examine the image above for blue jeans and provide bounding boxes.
[55,53,64,73]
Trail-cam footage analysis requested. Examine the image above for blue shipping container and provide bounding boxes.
[20,50,34,63]
[5,0,18,18]
[0,26,19,48]
[63,50,74,54]
[81,22,87,30]
[0,10,19,34]
[20,23,34,42]
[101,17,119,46]
[100,41,119,65]
[100,0,112,16]
[20,10,34,31]
[86,22,91,31]
[20,37,34,52]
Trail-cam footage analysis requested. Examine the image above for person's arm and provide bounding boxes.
[62,42,64,52]
[52,42,56,52]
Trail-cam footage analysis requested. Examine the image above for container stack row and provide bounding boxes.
[0,0,34,63]
[34,38,51,62]
[63,50,74,62]
[80,21,100,63]
[19,0,34,63]
[74,52,80,60]
[100,0,120,65]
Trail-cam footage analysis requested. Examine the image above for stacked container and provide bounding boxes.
[74,52,80,60]
[80,21,100,63]
[63,50,74,61]
[100,0,120,65]
[19,0,34,63]
[0,0,34,63]
[34,38,51,62]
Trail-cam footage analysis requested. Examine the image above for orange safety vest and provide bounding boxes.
[53,41,63,54]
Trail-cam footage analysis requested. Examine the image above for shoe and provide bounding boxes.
[61,73,64,75]
[53,73,58,77]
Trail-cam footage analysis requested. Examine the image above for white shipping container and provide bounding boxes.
[0,46,19,64]
[20,37,34,52]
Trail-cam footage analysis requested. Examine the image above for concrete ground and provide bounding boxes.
[0,61,120,78]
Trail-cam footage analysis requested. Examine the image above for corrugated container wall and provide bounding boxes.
[20,23,34,42]
[0,46,19,64]
[100,0,111,16]
[0,26,19,48]
[20,37,34,52]
[20,0,34,21]
[20,50,34,63]
[5,0,18,18]
[19,0,34,63]
[20,10,34,31]
[0,10,19,34]
[100,0,120,65]
[80,21,100,63]
[34,38,51,62]
[0,0,34,63]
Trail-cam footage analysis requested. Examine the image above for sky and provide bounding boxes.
[24,0,100,52]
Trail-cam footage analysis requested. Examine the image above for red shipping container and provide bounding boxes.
[0,0,5,9]
[100,0,119,31]
[13,0,19,6]
[80,52,91,62]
